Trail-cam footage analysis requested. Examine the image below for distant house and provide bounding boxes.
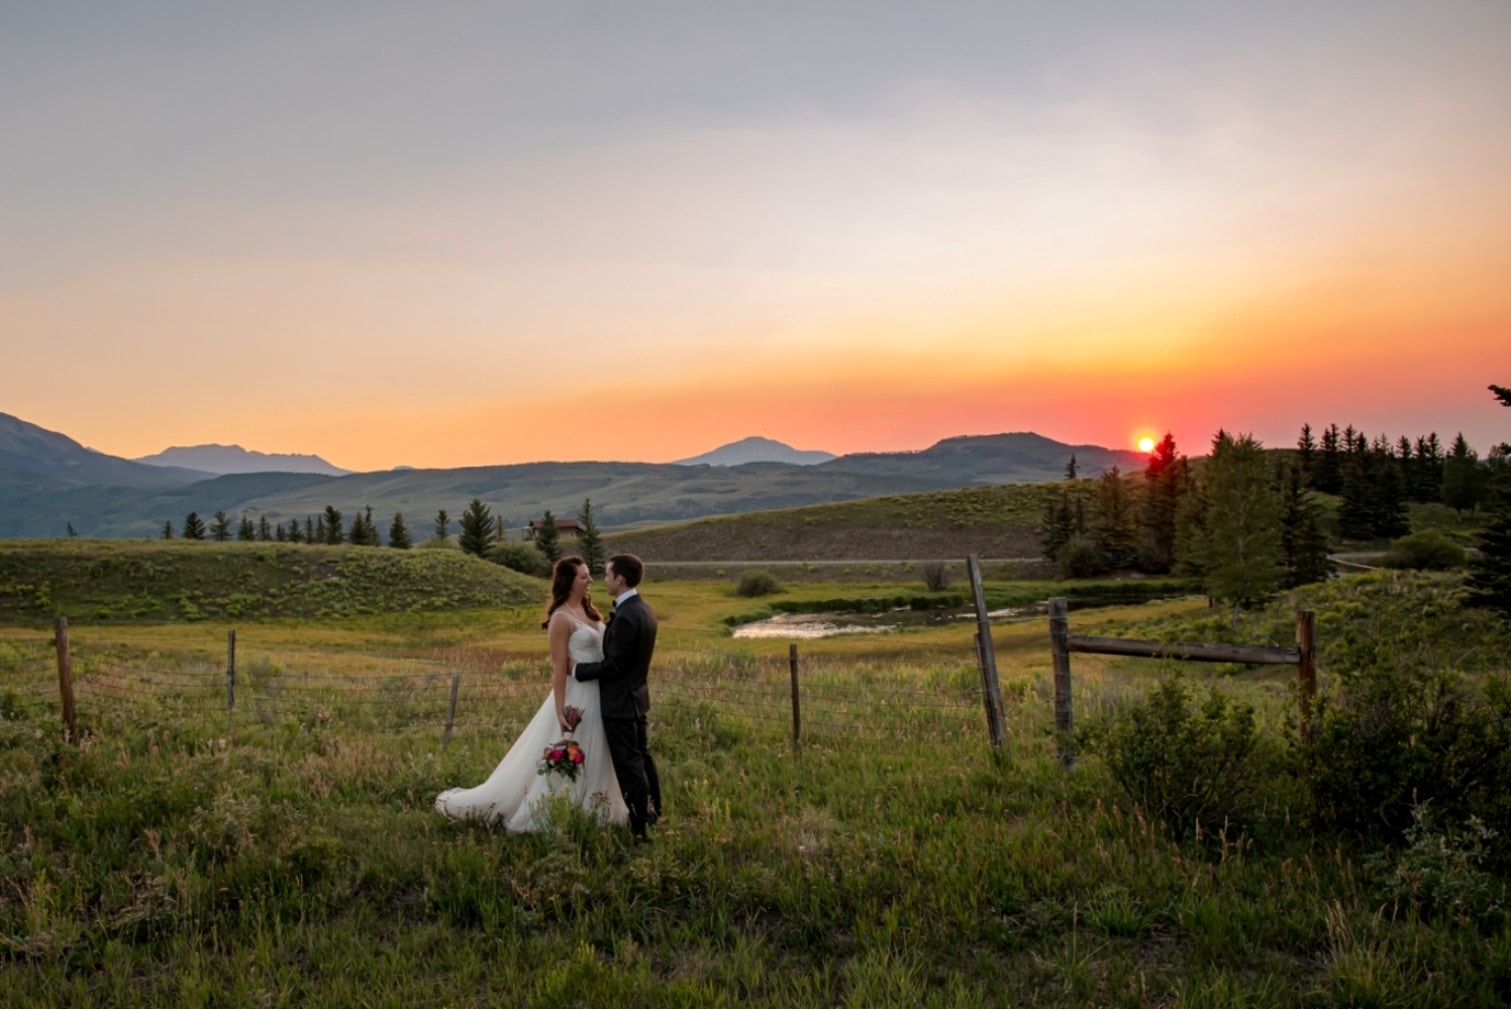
[522,517,581,541]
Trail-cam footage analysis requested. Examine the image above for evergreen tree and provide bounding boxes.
[183,512,206,540]
[66,521,77,538]
[1337,449,1377,541]
[285,519,302,544]
[1411,434,1444,502]
[1040,488,1074,561]
[162,520,174,540]
[458,499,496,557]
[315,515,328,543]
[361,506,380,546]
[1316,423,1343,494]
[211,510,232,542]
[1467,387,1511,616]
[1093,467,1138,571]
[305,517,316,544]
[1136,433,1186,573]
[348,509,368,546]
[389,512,412,549]
[534,509,562,566]
[434,509,450,542]
[577,498,606,575]
[1442,433,1481,518]
[323,505,344,544]
[1297,424,1317,484]
[257,515,272,541]
[494,514,506,546]
[1064,454,1078,480]
[1374,443,1411,539]
[1279,461,1334,588]
[275,522,287,543]
[237,515,256,541]
[1183,431,1283,631]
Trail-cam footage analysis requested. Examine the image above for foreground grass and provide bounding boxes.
[2,577,1509,1006]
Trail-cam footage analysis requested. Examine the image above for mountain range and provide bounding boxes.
[675,436,836,467]
[135,444,350,476]
[0,412,1143,539]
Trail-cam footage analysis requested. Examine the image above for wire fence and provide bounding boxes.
[0,636,990,752]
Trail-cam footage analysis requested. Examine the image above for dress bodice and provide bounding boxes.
[566,619,605,664]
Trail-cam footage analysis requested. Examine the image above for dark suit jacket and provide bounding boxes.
[575,593,656,719]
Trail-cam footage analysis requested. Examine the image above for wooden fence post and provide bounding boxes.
[967,554,1007,747]
[1296,610,1316,743]
[54,616,77,744]
[789,643,802,753]
[226,629,236,716]
[1047,598,1075,770]
[442,672,461,748]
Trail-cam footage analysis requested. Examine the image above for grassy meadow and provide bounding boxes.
[2,543,1509,1006]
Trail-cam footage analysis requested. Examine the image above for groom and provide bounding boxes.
[573,553,662,842]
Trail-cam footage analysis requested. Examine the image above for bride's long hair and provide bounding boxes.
[541,555,604,629]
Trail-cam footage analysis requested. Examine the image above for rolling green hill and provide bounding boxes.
[603,483,1055,561]
[0,541,541,625]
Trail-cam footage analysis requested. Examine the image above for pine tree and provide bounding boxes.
[1279,461,1334,587]
[315,515,327,543]
[305,517,315,543]
[494,514,506,546]
[1297,424,1317,484]
[1413,433,1445,502]
[212,510,232,542]
[162,520,174,540]
[1185,431,1283,631]
[257,515,272,541]
[183,512,206,541]
[1039,488,1075,561]
[389,512,412,549]
[434,509,450,542]
[286,519,303,544]
[1093,467,1138,571]
[1136,433,1186,573]
[458,499,496,557]
[322,506,344,544]
[237,515,256,541]
[66,521,77,538]
[1337,449,1377,541]
[1064,454,1078,480]
[275,522,287,543]
[1374,443,1411,539]
[534,509,562,566]
[578,498,606,575]
[1442,433,1481,519]
[348,509,368,546]
[1316,424,1343,494]
[361,506,380,546]
[1467,386,1511,615]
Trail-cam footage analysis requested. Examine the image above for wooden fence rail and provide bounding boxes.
[1047,599,1318,770]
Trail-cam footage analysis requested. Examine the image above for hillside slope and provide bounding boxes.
[0,541,541,624]
[603,483,1054,561]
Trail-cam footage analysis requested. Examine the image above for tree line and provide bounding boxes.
[159,498,608,577]
[1042,389,1511,626]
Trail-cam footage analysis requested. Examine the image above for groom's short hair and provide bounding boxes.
[608,554,644,587]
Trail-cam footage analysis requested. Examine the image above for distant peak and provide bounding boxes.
[135,443,351,476]
[675,436,837,467]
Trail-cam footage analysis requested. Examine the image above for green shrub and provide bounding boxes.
[1083,676,1270,837]
[1384,531,1466,570]
[1057,534,1107,579]
[1365,804,1504,925]
[489,541,551,578]
[735,569,782,597]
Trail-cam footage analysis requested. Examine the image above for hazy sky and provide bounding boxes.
[3,1,1508,470]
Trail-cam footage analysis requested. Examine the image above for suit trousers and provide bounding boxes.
[602,715,660,837]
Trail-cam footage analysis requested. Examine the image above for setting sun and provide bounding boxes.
[1137,436,1157,454]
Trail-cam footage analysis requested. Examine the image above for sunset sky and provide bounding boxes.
[2,2,1508,471]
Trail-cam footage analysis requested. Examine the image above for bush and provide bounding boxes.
[1058,534,1107,579]
[1384,531,1466,571]
[1365,803,1503,925]
[921,561,950,592]
[489,541,551,578]
[735,569,782,597]
[1084,676,1270,837]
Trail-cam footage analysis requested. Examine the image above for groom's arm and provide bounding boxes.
[574,610,642,684]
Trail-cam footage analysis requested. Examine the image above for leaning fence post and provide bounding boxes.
[1296,610,1316,743]
[967,554,1007,747]
[442,672,461,748]
[226,629,236,717]
[53,616,77,744]
[788,642,802,753]
[1047,597,1075,770]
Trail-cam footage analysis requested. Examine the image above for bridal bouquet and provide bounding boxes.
[538,739,585,781]
[538,705,586,781]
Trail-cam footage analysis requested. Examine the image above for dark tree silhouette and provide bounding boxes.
[389,512,412,549]
[533,509,562,565]
[458,499,496,557]
[211,510,232,542]
[183,512,206,541]
[577,498,606,575]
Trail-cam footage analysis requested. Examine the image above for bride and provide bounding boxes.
[434,556,628,830]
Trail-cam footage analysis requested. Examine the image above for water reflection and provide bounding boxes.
[731,606,1033,640]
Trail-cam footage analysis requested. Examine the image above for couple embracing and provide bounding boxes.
[434,553,661,842]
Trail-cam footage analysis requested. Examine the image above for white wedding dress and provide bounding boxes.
[434,620,628,831]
